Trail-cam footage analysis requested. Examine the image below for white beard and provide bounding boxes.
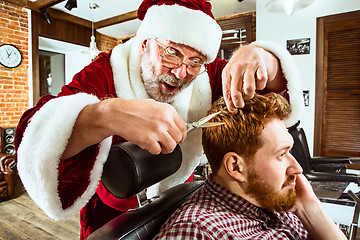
[140,49,190,103]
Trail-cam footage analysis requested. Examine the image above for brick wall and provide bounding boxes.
[0,1,29,128]
[0,1,119,128]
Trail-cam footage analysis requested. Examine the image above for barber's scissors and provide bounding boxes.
[187,111,224,132]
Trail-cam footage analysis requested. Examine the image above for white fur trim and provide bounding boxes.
[17,93,112,220]
[110,40,212,198]
[147,65,212,198]
[111,37,150,100]
[251,41,304,127]
[136,4,222,63]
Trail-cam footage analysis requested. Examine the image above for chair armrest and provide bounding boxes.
[311,156,351,165]
[2,170,15,196]
[349,157,360,164]
[311,163,345,173]
[305,171,359,184]
[0,154,16,198]
[0,153,16,172]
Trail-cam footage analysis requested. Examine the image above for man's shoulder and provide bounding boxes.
[170,190,216,219]
[161,189,255,229]
[155,190,270,239]
[160,189,220,225]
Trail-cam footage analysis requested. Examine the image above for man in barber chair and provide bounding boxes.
[154,94,346,240]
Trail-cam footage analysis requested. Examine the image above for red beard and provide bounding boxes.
[245,168,296,212]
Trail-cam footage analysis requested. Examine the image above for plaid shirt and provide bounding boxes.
[154,175,310,240]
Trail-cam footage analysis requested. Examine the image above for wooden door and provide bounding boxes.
[315,10,360,157]
[216,12,255,60]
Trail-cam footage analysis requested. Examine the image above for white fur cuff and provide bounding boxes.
[251,41,304,127]
[17,93,112,220]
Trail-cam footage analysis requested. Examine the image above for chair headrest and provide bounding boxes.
[101,142,182,199]
[287,120,300,130]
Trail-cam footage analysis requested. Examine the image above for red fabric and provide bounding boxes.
[57,51,116,99]
[80,193,125,240]
[206,59,227,103]
[96,181,139,211]
[58,145,99,210]
[185,171,195,182]
[137,0,215,20]
[15,95,56,152]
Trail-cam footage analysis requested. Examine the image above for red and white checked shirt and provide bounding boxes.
[154,174,310,240]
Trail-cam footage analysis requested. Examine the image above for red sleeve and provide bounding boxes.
[58,51,116,99]
[15,52,119,210]
[15,52,115,150]
[15,95,56,152]
[206,58,228,103]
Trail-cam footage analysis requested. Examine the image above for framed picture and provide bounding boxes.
[286,38,310,55]
[303,90,309,107]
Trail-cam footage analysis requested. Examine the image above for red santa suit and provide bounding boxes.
[15,1,304,239]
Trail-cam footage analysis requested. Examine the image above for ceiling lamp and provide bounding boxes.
[265,0,314,16]
[89,22,99,61]
[89,2,99,9]
[40,9,52,24]
[65,0,77,11]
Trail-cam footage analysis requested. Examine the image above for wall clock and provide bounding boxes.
[0,44,22,68]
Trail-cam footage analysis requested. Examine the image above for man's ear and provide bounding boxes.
[141,39,148,53]
[223,152,246,182]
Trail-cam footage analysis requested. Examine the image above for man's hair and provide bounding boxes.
[202,93,291,174]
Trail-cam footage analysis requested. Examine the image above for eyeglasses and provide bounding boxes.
[155,39,207,76]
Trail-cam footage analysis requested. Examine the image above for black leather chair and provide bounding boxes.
[87,142,204,240]
[288,122,359,184]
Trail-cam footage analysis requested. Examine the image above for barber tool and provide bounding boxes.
[187,111,224,132]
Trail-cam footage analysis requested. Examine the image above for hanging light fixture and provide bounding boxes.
[265,0,314,16]
[65,0,77,11]
[89,21,99,61]
[40,8,52,24]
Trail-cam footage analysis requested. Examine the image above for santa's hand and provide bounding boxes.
[222,44,282,113]
[105,98,187,155]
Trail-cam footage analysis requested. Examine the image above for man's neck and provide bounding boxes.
[212,173,263,209]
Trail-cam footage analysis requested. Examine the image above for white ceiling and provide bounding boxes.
[39,36,89,53]
[52,0,257,39]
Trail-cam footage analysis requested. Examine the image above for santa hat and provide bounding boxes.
[136,0,222,63]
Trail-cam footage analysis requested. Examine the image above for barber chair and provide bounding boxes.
[87,142,204,240]
[288,122,359,184]
[0,127,17,199]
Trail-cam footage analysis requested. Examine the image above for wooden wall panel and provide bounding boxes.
[315,10,360,157]
[36,11,92,47]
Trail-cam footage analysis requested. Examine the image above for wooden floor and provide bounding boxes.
[0,177,80,240]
